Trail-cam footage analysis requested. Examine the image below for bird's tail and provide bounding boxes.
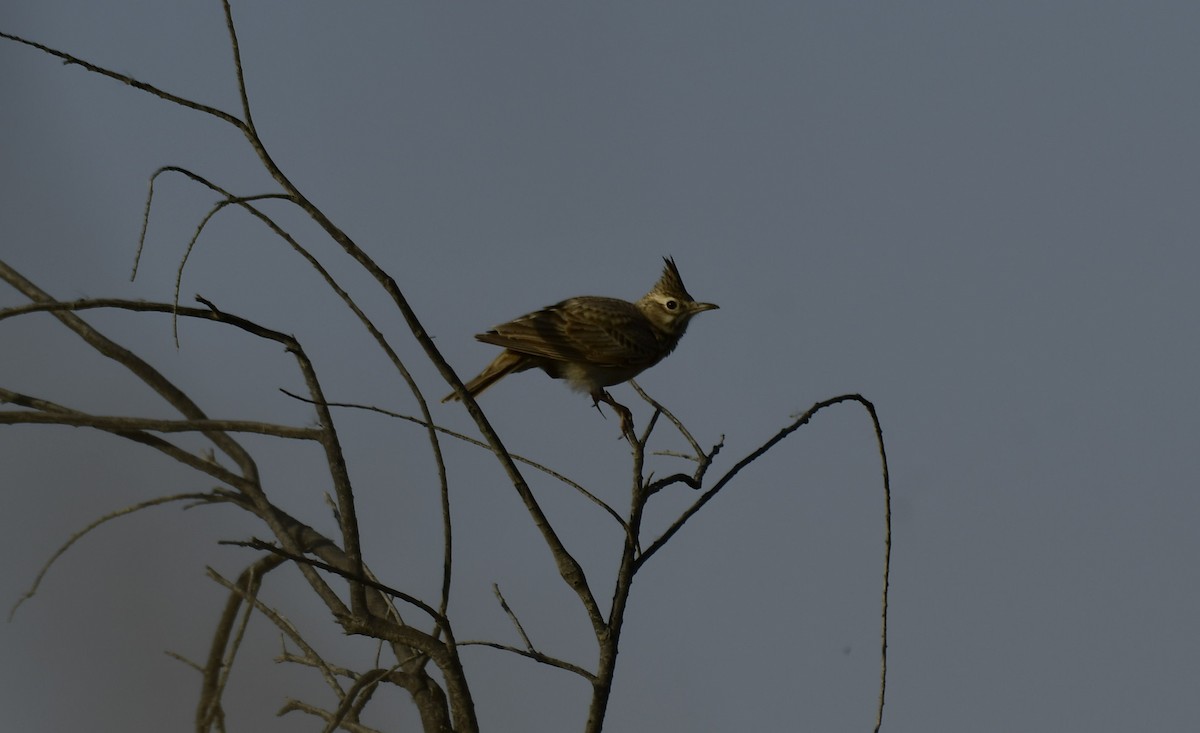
[441,350,526,403]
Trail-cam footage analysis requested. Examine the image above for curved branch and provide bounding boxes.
[198,562,280,732]
[136,159,449,621]
[635,393,893,733]
[9,491,223,621]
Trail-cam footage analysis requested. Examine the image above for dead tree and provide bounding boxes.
[1,5,891,732]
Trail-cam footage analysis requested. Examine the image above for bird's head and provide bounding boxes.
[637,257,719,336]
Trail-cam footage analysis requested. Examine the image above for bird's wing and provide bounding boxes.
[476,297,663,368]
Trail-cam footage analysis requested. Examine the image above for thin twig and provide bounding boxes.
[278,700,386,733]
[0,278,353,623]
[221,539,446,627]
[281,392,630,533]
[457,641,596,682]
[0,387,249,489]
[630,380,704,458]
[197,557,282,732]
[164,651,204,673]
[492,584,534,651]
[167,194,292,344]
[0,30,245,128]
[319,668,395,733]
[0,410,322,439]
[205,567,262,727]
[9,492,219,620]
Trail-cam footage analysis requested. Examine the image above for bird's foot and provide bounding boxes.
[593,390,636,440]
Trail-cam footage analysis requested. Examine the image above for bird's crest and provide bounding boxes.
[653,257,694,300]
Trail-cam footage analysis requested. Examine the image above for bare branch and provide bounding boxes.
[0,387,249,488]
[166,194,292,344]
[0,410,322,440]
[284,393,630,532]
[0,30,245,129]
[634,393,893,733]
[221,539,447,627]
[278,700,385,733]
[492,583,534,652]
[164,650,205,673]
[318,668,395,733]
[0,282,366,621]
[0,261,259,479]
[339,613,475,733]
[200,567,264,731]
[204,563,367,725]
[860,397,892,733]
[456,583,598,682]
[457,640,596,682]
[630,380,704,457]
[9,491,221,620]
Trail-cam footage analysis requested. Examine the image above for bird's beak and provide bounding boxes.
[692,302,719,313]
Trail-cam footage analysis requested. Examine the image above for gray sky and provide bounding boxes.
[3,2,1198,731]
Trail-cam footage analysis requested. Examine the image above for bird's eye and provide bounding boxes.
[665,299,679,311]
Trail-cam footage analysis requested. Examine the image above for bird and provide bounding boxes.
[442,257,718,427]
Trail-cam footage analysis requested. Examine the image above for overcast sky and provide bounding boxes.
[3,2,1199,731]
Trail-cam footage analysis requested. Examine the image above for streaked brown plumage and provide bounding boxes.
[442,257,718,409]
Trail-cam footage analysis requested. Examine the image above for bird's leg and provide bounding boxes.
[590,393,608,420]
[592,390,636,439]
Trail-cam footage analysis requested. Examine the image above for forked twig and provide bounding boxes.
[465,583,595,679]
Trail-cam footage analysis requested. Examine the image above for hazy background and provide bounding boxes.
[2,2,1198,731]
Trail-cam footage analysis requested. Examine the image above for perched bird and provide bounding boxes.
[442,257,718,424]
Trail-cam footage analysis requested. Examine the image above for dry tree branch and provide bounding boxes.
[338,613,471,733]
[317,667,395,733]
[282,393,631,533]
[0,30,245,128]
[0,261,258,478]
[166,193,293,343]
[0,273,352,625]
[4,19,570,728]
[629,380,725,495]
[630,380,704,457]
[8,491,223,620]
[222,538,447,627]
[164,650,205,673]
[278,700,385,733]
[0,387,248,488]
[204,562,391,733]
[0,291,357,610]
[200,566,266,732]
[453,584,598,682]
[135,161,457,634]
[492,583,534,653]
[4,11,897,732]
[634,393,893,733]
[0,410,322,439]
[6,15,465,731]
[4,15,468,718]
[456,640,597,682]
[237,2,600,642]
